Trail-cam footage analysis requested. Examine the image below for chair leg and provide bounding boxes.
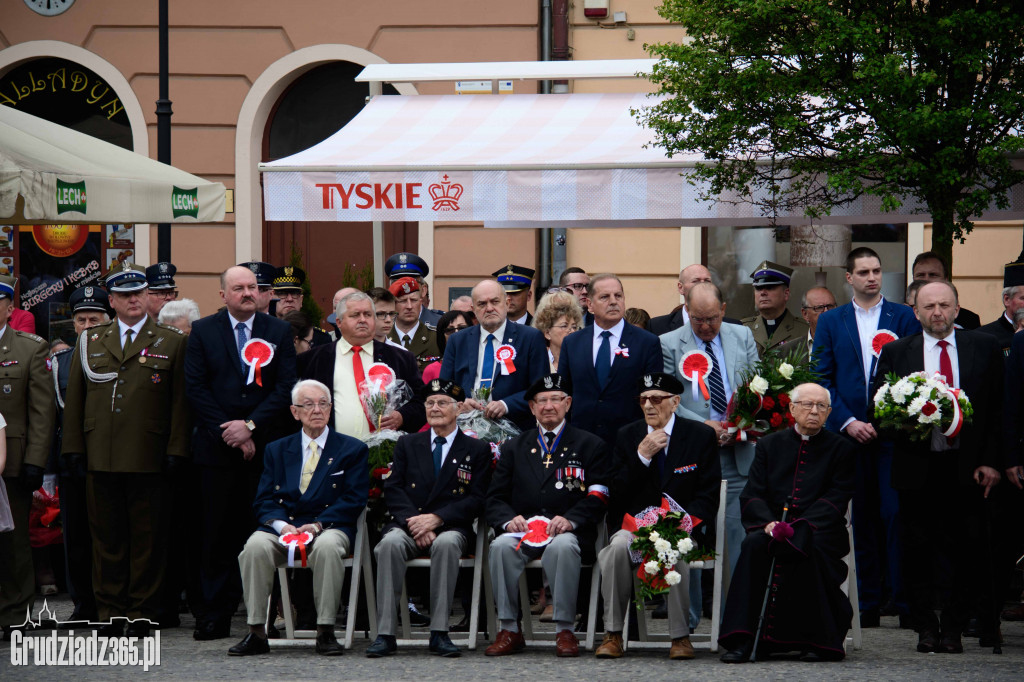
[468,555,484,650]
[400,577,412,639]
[483,559,497,640]
[710,561,722,653]
[278,567,296,640]
[363,544,377,639]
[585,562,601,650]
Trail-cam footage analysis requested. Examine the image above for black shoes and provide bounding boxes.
[408,603,430,626]
[228,632,270,656]
[938,632,963,654]
[125,621,150,638]
[720,638,753,663]
[98,620,126,638]
[917,629,940,653]
[194,619,231,641]
[366,634,397,657]
[315,629,344,656]
[429,631,461,657]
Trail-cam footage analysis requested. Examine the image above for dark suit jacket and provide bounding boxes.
[383,429,493,542]
[955,307,981,330]
[185,310,296,467]
[253,430,369,545]
[1003,331,1024,468]
[977,315,1014,358]
[610,417,721,540]
[297,339,426,433]
[557,322,662,444]
[812,299,921,432]
[873,330,1004,489]
[439,322,548,429]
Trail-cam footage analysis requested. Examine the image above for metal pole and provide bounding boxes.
[538,0,553,292]
[156,0,173,262]
[752,497,792,661]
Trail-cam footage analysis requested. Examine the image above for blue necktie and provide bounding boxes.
[480,333,496,387]
[654,447,667,480]
[595,330,612,387]
[235,322,247,370]
[432,436,445,477]
[704,341,729,415]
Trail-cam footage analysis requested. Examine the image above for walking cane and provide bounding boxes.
[751,496,792,662]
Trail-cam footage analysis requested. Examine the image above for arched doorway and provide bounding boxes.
[261,61,416,320]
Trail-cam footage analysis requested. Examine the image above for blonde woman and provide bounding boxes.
[533,291,584,372]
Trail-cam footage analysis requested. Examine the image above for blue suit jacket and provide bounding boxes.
[254,430,369,545]
[557,322,662,444]
[439,322,548,429]
[812,299,921,432]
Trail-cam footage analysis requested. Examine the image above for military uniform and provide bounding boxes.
[61,265,190,625]
[388,322,440,373]
[742,260,809,359]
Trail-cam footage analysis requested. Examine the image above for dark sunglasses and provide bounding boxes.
[635,395,673,405]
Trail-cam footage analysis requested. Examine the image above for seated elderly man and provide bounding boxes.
[485,374,612,658]
[228,379,368,657]
[366,378,493,658]
[596,372,721,660]
[719,383,854,663]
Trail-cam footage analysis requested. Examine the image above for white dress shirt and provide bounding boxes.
[430,427,458,467]
[474,321,507,390]
[692,329,732,422]
[852,296,884,384]
[639,414,675,466]
[117,318,147,349]
[592,318,626,366]
[924,330,959,452]
[333,338,373,439]
[395,319,421,347]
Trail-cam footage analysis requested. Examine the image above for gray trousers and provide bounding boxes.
[720,448,748,580]
[374,528,467,635]
[238,529,350,626]
[489,531,580,624]
[598,529,691,639]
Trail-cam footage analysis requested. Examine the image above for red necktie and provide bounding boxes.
[937,339,954,386]
[351,345,375,431]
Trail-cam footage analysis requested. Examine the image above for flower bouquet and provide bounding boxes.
[359,363,412,530]
[625,495,713,609]
[873,371,972,441]
[725,348,819,442]
[457,386,520,468]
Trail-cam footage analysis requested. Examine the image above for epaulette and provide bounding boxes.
[13,330,46,344]
[423,322,437,332]
[51,346,74,358]
[740,315,758,324]
[316,326,327,333]
[156,322,185,335]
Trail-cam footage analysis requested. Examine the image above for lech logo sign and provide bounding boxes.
[171,186,199,219]
[55,179,87,214]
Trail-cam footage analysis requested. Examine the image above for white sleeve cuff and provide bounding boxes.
[637,451,652,466]
[840,417,856,432]
[271,520,288,534]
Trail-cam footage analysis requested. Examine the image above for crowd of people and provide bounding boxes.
[0,242,1023,664]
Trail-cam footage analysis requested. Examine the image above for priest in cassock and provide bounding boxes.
[719,382,855,663]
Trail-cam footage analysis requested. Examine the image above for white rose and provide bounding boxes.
[664,570,682,586]
[666,550,680,566]
[648,531,660,542]
[654,538,672,554]
[644,560,660,575]
[907,395,928,416]
[778,362,794,380]
[677,537,694,553]
[749,375,769,395]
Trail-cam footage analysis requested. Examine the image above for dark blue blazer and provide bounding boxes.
[812,299,920,432]
[254,430,369,545]
[186,309,297,467]
[557,322,662,444]
[439,322,548,429]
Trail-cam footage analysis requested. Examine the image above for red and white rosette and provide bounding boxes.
[365,361,396,391]
[278,531,314,568]
[516,515,553,550]
[495,344,517,375]
[871,330,898,358]
[942,387,965,439]
[679,350,712,402]
[242,338,275,386]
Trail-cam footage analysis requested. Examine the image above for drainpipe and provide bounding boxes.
[539,0,553,293]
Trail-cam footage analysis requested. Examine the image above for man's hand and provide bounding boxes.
[221,420,254,448]
[279,524,299,536]
[415,530,437,550]
[765,521,777,536]
[705,420,734,447]
[1006,465,1024,491]
[296,523,320,536]
[240,439,256,461]
[462,399,484,413]
[638,429,669,459]
[506,515,528,533]
[975,466,1001,498]
[379,411,404,431]
[547,515,573,536]
[407,513,442,538]
[844,420,877,444]
[484,400,508,419]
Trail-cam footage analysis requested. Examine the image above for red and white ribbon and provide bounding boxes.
[242,338,275,386]
[278,531,314,568]
[516,516,552,550]
[495,344,517,375]
[871,330,898,358]
[942,387,965,439]
[679,350,712,402]
[365,362,396,391]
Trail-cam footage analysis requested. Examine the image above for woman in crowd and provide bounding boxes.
[533,290,583,372]
[422,309,477,384]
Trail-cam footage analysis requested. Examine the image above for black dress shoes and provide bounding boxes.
[366,634,397,657]
[720,638,753,663]
[429,631,461,657]
[98,620,126,638]
[939,632,963,654]
[408,603,430,626]
[126,621,150,638]
[228,632,269,656]
[194,619,231,641]
[917,629,940,653]
[315,630,344,656]
[449,614,470,632]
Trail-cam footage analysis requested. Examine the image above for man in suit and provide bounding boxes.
[661,282,759,579]
[594,372,720,660]
[62,263,188,637]
[977,254,1024,358]
[0,274,55,638]
[485,374,612,658]
[298,291,425,436]
[384,252,443,326]
[185,265,297,640]
[558,266,594,327]
[741,260,809,359]
[388,276,440,372]
[911,251,981,330]
[229,379,368,656]
[366,379,493,658]
[494,264,535,326]
[813,246,921,627]
[874,281,1003,654]
[558,274,662,444]
[649,264,714,336]
[440,279,548,430]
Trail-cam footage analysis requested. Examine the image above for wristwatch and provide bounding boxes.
[245,420,256,432]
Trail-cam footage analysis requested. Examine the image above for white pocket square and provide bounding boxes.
[330,470,345,477]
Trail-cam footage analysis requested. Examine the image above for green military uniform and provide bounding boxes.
[0,322,56,628]
[742,309,810,359]
[61,264,189,625]
[389,321,440,373]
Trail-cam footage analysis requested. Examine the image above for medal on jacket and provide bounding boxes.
[242,339,275,386]
[495,344,517,375]
[537,427,563,472]
[679,350,712,402]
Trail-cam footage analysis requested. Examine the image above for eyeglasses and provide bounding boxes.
[294,400,331,412]
[690,315,722,326]
[444,324,470,335]
[792,400,829,412]
[375,311,399,320]
[551,323,579,332]
[533,395,567,406]
[277,292,302,300]
[151,290,178,300]
[636,395,674,405]
[564,283,588,291]
[424,398,456,408]
[801,304,836,313]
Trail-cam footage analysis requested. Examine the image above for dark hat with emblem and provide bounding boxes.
[0,274,15,301]
[637,372,684,396]
[272,266,306,293]
[750,260,793,288]
[69,285,110,314]
[103,261,148,293]
[238,261,276,288]
[145,262,178,290]
[525,373,572,401]
[388,276,420,298]
[493,264,535,293]
[419,377,465,402]
[385,252,429,280]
